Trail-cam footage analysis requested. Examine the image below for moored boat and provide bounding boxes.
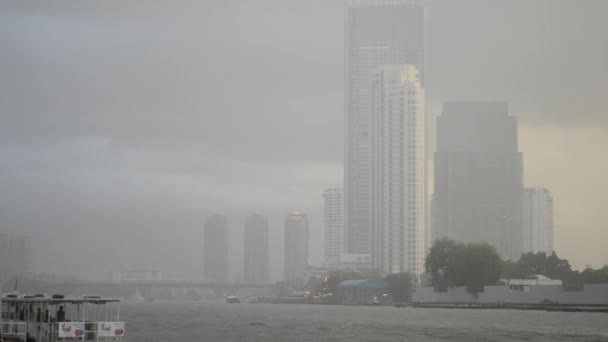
[1,294,125,341]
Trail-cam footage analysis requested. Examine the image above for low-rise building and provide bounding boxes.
[336,279,386,305]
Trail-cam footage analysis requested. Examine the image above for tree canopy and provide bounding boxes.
[385,272,414,303]
[425,238,503,295]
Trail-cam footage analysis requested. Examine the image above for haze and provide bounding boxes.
[1,0,606,281]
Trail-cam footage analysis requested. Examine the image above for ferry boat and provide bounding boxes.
[0,294,125,341]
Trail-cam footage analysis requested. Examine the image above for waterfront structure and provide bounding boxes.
[243,214,269,284]
[344,0,426,256]
[370,65,426,275]
[0,232,32,286]
[336,279,387,305]
[323,188,344,266]
[203,215,229,283]
[432,101,524,261]
[523,187,555,254]
[284,212,309,288]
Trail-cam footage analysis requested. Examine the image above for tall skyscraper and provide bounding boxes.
[523,187,555,254]
[243,214,269,284]
[284,212,309,288]
[203,215,229,282]
[370,65,425,275]
[323,188,344,266]
[433,102,524,261]
[0,232,32,285]
[345,0,426,255]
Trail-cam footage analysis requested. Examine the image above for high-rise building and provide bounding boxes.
[203,215,229,282]
[0,232,32,285]
[284,212,309,288]
[323,188,344,266]
[370,65,426,275]
[243,214,269,284]
[345,0,426,255]
[523,187,554,254]
[433,102,524,261]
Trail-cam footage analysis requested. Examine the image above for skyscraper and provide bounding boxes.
[243,214,269,284]
[433,101,524,261]
[203,215,229,282]
[0,232,32,286]
[284,212,309,288]
[370,65,425,275]
[345,0,426,255]
[323,188,344,266]
[523,187,555,254]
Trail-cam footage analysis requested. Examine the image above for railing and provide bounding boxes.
[0,321,27,340]
[17,322,125,341]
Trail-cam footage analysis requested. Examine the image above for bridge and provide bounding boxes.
[11,279,274,298]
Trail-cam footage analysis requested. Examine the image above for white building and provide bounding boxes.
[523,187,555,254]
[370,65,426,275]
[284,212,309,288]
[0,232,32,285]
[323,188,344,266]
[344,0,426,256]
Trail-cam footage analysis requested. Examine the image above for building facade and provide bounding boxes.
[370,65,426,275]
[284,212,309,288]
[344,0,426,255]
[243,214,269,284]
[203,215,229,282]
[433,101,524,261]
[523,187,554,254]
[0,232,32,286]
[323,188,344,266]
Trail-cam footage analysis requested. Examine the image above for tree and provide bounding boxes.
[385,272,414,304]
[501,251,582,290]
[425,239,503,296]
[425,238,459,292]
[305,276,323,294]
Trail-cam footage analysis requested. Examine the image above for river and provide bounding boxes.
[122,300,608,341]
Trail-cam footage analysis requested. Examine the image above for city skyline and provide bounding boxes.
[1,0,607,282]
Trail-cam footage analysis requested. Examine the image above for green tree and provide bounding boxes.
[425,239,503,296]
[305,276,323,294]
[425,238,459,292]
[385,272,414,304]
[501,251,583,290]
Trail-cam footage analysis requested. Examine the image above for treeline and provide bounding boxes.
[276,239,608,301]
[426,238,608,294]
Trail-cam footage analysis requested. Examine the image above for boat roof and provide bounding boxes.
[1,297,120,304]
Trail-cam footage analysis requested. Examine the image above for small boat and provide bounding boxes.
[226,296,240,304]
[1,293,126,341]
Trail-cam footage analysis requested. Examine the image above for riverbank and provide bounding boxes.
[413,302,608,313]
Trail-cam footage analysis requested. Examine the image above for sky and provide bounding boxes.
[0,0,607,281]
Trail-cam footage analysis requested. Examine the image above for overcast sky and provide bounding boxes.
[1,0,607,280]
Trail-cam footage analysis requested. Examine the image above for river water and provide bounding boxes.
[122,301,608,341]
